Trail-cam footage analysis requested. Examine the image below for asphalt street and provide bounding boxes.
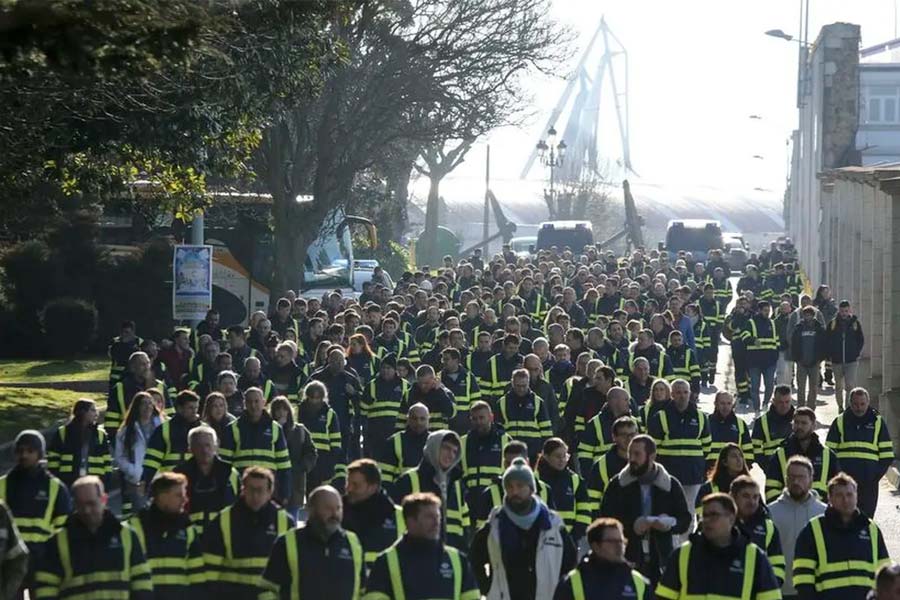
[703,336,900,559]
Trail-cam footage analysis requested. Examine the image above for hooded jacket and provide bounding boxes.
[389,430,468,549]
[768,489,826,595]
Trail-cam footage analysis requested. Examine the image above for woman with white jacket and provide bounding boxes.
[113,390,163,515]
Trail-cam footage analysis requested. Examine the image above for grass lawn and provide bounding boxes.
[0,357,108,384]
[0,387,103,443]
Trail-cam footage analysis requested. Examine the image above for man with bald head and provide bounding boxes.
[261,485,365,600]
[577,386,637,475]
[377,402,430,491]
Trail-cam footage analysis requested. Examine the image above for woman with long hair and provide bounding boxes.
[146,388,170,421]
[113,391,163,514]
[535,438,590,542]
[346,333,377,384]
[313,340,333,371]
[695,443,750,509]
[46,399,111,489]
[201,391,236,443]
[641,378,671,427]
[270,396,317,520]
[649,313,673,345]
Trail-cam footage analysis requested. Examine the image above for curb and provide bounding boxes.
[0,380,107,393]
[887,465,900,489]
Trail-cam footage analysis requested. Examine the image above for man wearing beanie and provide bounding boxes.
[0,429,71,597]
[471,456,577,600]
[389,430,469,549]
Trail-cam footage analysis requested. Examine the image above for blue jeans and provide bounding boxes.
[749,364,776,411]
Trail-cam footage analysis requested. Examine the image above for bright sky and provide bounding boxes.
[443,0,900,201]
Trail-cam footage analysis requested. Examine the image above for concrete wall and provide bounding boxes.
[789,23,861,287]
[820,167,900,453]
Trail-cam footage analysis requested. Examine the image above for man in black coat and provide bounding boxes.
[824,300,865,411]
[790,306,827,409]
[599,434,692,585]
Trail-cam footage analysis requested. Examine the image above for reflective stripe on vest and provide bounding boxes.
[386,544,462,600]
[286,529,363,598]
[777,447,830,494]
[657,410,706,457]
[834,415,883,461]
[678,540,756,599]
[569,567,646,600]
[810,517,879,585]
[57,524,132,588]
[748,318,778,351]
[220,506,289,565]
[0,475,60,543]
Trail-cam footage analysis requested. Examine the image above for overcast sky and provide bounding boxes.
[440,0,900,202]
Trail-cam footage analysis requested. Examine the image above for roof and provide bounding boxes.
[861,37,900,58]
[819,162,900,194]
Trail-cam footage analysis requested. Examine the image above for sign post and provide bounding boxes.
[173,245,213,321]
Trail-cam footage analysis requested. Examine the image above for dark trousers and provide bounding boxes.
[732,349,750,400]
[857,476,881,518]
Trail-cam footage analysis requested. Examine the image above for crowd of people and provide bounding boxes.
[0,239,896,599]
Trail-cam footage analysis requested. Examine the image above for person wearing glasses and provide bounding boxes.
[554,517,650,600]
[655,493,781,600]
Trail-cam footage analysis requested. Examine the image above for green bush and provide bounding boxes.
[40,297,98,357]
[0,210,175,357]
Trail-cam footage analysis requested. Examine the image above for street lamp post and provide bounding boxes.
[537,126,567,216]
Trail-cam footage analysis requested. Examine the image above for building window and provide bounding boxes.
[864,86,900,124]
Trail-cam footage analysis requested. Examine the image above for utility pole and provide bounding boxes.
[482,145,490,253]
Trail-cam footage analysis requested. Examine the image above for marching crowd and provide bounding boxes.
[0,239,897,600]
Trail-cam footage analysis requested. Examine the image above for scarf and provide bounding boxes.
[502,497,542,531]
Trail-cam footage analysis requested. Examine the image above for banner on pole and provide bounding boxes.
[173,245,213,320]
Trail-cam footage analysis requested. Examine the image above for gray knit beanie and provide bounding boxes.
[15,429,45,458]
[502,457,535,491]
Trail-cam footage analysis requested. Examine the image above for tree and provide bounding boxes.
[256,0,570,296]
[0,0,343,239]
[415,140,474,266]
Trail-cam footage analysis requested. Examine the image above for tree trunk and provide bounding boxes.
[421,172,443,268]
[384,159,413,243]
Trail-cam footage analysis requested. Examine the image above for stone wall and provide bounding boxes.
[789,23,861,288]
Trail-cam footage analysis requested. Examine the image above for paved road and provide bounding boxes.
[699,336,900,559]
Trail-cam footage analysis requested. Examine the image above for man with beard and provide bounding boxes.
[341,459,403,568]
[470,457,577,600]
[576,387,636,475]
[585,416,638,517]
[793,473,890,600]
[764,407,840,502]
[655,493,781,600]
[459,402,511,510]
[261,485,365,600]
[768,456,826,599]
[730,475,786,586]
[599,435,691,584]
[389,430,469,549]
[554,518,650,600]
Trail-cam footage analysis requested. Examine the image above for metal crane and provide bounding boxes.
[521,17,635,183]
